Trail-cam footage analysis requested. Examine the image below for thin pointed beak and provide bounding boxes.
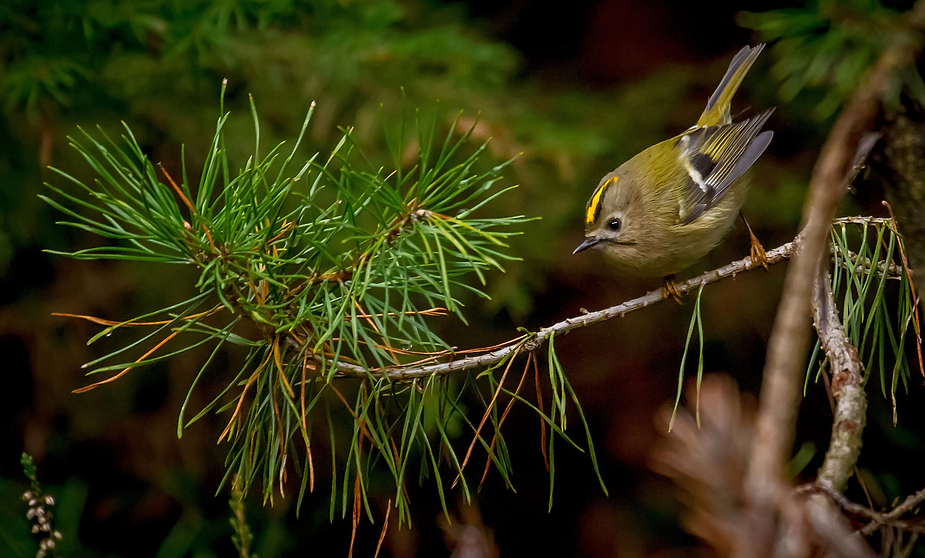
[573,236,600,254]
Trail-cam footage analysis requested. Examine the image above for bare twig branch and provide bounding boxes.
[328,239,797,380]
[836,249,905,278]
[832,216,893,226]
[799,483,872,520]
[812,272,867,492]
[805,483,925,539]
[861,485,925,536]
[832,217,907,278]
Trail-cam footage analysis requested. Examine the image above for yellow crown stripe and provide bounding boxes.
[586,176,617,224]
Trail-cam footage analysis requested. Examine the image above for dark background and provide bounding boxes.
[2,0,923,556]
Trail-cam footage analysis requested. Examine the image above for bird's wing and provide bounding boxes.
[678,108,774,225]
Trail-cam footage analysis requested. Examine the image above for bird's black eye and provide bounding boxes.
[607,218,621,232]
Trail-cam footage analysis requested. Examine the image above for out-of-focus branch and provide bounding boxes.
[651,375,756,556]
[739,10,924,553]
[812,272,867,492]
[653,375,877,558]
[800,491,876,558]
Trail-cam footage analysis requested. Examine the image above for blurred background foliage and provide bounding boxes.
[2,0,925,556]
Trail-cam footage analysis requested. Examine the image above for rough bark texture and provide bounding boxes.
[869,93,925,297]
[812,273,867,493]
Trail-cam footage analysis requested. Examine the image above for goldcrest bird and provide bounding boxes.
[574,44,774,298]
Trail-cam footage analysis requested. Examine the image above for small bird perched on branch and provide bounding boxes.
[574,44,774,299]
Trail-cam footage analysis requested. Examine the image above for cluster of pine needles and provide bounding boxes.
[44,89,606,528]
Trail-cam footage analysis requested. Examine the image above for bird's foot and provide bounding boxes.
[663,275,684,304]
[749,231,768,270]
[740,212,768,270]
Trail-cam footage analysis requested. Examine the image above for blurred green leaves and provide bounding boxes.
[740,0,925,118]
[0,0,519,126]
[2,0,715,316]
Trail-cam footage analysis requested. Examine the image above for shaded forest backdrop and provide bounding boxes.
[2,0,924,556]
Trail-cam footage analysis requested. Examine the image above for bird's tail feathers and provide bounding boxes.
[698,44,765,127]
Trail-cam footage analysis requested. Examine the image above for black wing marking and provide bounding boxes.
[679,108,774,225]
